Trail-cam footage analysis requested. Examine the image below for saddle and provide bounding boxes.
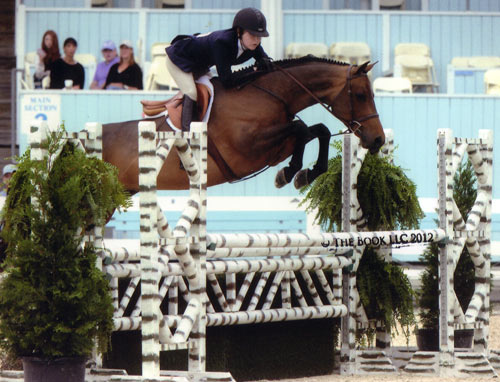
[141,83,211,129]
[140,83,240,182]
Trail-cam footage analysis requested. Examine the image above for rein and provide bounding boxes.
[271,63,379,137]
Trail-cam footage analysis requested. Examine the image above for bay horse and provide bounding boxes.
[100,57,384,193]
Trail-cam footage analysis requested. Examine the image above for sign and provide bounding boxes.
[20,94,61,135]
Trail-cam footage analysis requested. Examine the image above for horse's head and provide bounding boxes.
[328,62,385,154]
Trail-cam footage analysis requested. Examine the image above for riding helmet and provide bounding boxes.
[232,7,269,37]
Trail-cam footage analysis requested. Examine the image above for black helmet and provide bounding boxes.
[232,7,269,37]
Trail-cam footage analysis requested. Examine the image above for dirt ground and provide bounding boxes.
[248,314,500,382]
[2,315,500,381]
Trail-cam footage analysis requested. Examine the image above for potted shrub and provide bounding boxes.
[301,141,423,345]
[0,128,131,381]
[416,159,476,350]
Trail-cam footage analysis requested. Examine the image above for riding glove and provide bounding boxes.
[256,57,273,72]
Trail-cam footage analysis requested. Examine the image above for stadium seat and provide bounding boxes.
[380,0,405,9]
[145,55,179,91]
[468,56,500,68]
[394,43,430,57]
[395,54,439,92]
[373,77,413,94]
[75,54,97,88]
[151,42,170,59]
[92,0,112,6]
[155,0,185,7]
[484,69,500,94]
[329,42,371,65]
[285,42,329,59]
[23,51,37,89]
[379,0,405,9]
[450,56,471,67]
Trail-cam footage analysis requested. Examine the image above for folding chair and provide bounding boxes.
[373,77,412,94]
[395,54,439,93]
[329,42,371,65]
[484,69,500,94]
[285,42,329,59]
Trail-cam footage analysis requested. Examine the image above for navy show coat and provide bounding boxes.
[166,28,269,88]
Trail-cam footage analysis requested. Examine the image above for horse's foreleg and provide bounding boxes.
[275,120,309,188]
[293,123,331,189]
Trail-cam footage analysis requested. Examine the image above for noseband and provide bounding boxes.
[274,64,379,137]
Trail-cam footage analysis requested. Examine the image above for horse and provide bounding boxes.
[100,57,384,194]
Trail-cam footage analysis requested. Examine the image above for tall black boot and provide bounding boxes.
[181,96,197,132]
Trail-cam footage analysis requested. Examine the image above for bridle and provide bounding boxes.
[272,63,379,137]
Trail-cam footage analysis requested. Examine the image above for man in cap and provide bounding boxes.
[0,164,16,197]
[90,40,119,89]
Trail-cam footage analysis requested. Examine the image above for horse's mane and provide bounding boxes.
[231,55,350,87]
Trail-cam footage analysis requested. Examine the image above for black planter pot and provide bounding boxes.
[22,356,86,382]
[416,328,474,351]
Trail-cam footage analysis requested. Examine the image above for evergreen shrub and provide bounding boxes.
[0,128,131,359]
[301,141,423,342]
[417,159,476,329]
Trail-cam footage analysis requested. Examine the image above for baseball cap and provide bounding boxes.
[101,40,116,51]
[3,164,17,176]
[120,40,133,49]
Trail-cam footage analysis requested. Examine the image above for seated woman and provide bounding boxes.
[34,30,61,88]
[104,40,143,90]
[49,37,85,89]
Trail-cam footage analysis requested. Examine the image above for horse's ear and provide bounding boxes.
[355,61,377,74]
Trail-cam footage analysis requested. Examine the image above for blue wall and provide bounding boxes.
[18,91,500,200]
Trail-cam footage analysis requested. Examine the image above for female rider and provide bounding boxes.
[165,7,272,131]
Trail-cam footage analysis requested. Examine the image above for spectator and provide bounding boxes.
[90,40,119,89]
[34,30,61,89]
[104,40,143,90]
[49,37,85,89]
[0,164,16,197]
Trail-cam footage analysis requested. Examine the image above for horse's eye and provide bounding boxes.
[355,93,367,102]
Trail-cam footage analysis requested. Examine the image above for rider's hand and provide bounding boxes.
[256,57,273,72]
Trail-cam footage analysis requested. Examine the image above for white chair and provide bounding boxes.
[285,42,329,59]
[373,77,413,94]
[24,51,38,89]
[484,69,500,94]
[155,0,184,7]
[151,42,170,59]
[75,53,97,67]
[75,54,97,88]
[380,0,405,9]
[394,43,430,58]
[395,54,438,92]
[450,57,471,67]
[92,0,112,6]
[468,56,500,69]
[329,42,371,65]
[145,55,179,91]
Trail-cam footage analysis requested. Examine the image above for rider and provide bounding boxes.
[165,7,273,131]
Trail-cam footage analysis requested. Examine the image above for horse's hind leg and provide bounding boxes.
[274,120,310,188]
[293,123,331,189]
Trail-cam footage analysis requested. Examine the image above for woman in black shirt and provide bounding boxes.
[49,37,85,89]
[104,40,143,90]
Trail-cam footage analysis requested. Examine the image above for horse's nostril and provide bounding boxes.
[374,136,384,148]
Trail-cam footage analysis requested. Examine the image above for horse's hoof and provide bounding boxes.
[294,169,310,189]
[274,168,289,188]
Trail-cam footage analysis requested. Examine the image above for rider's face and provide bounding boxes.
[240,31,261,51]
